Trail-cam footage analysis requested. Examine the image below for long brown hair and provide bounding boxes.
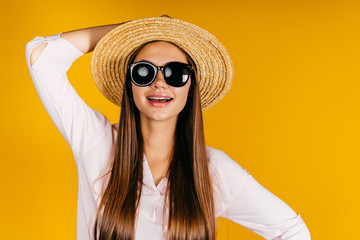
[94,41,215,240]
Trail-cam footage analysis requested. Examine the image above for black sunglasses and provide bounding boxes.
[128,61,193,87]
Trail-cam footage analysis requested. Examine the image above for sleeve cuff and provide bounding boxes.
[49,32,85,63]
[26,32,85,70]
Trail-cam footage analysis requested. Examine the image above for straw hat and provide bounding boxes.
[90,15,234,111]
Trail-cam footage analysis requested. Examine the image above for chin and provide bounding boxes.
[141,111,175,122]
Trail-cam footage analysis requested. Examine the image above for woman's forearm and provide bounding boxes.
[29,23,122,68]
[60,23,122,54]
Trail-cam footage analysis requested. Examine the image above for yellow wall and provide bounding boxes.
[2,0,359,239]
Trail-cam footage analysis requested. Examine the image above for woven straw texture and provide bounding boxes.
[90,16,234,111]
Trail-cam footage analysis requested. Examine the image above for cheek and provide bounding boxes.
[131,84,144,109]
[175,84,191,107]
[183,80,192,101]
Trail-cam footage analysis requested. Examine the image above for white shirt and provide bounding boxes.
[25,32,311,240]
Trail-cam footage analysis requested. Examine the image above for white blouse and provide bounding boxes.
[25,32,311,240]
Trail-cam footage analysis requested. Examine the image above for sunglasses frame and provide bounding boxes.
[128,61,193,87]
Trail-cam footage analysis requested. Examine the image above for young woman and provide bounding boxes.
[25,16,311,240]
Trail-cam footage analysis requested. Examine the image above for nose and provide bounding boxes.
[151,69,168,89]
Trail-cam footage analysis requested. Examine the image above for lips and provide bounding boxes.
[146,94,173,102]
[147,96,172,102]
[145,93,173,108]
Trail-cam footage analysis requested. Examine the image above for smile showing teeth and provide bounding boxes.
[147,97,173,102]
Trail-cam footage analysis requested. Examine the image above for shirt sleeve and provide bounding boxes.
[209,147,311,240]
[25,32,114,160]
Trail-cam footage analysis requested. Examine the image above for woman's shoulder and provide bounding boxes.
[206,146,244,168]
[205,145,249,179]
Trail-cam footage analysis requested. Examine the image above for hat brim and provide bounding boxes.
[90,16,234,111]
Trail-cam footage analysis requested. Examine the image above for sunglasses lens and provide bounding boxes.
[131,63,155,85]
[165,62,191,87]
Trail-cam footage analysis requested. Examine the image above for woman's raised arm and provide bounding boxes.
[25,23,126,156]
[60,24,121,54]
[30,23,121,66]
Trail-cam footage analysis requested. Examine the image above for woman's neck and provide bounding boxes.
[140,115,177,185]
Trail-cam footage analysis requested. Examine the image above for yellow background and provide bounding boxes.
[2,0,359,239]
